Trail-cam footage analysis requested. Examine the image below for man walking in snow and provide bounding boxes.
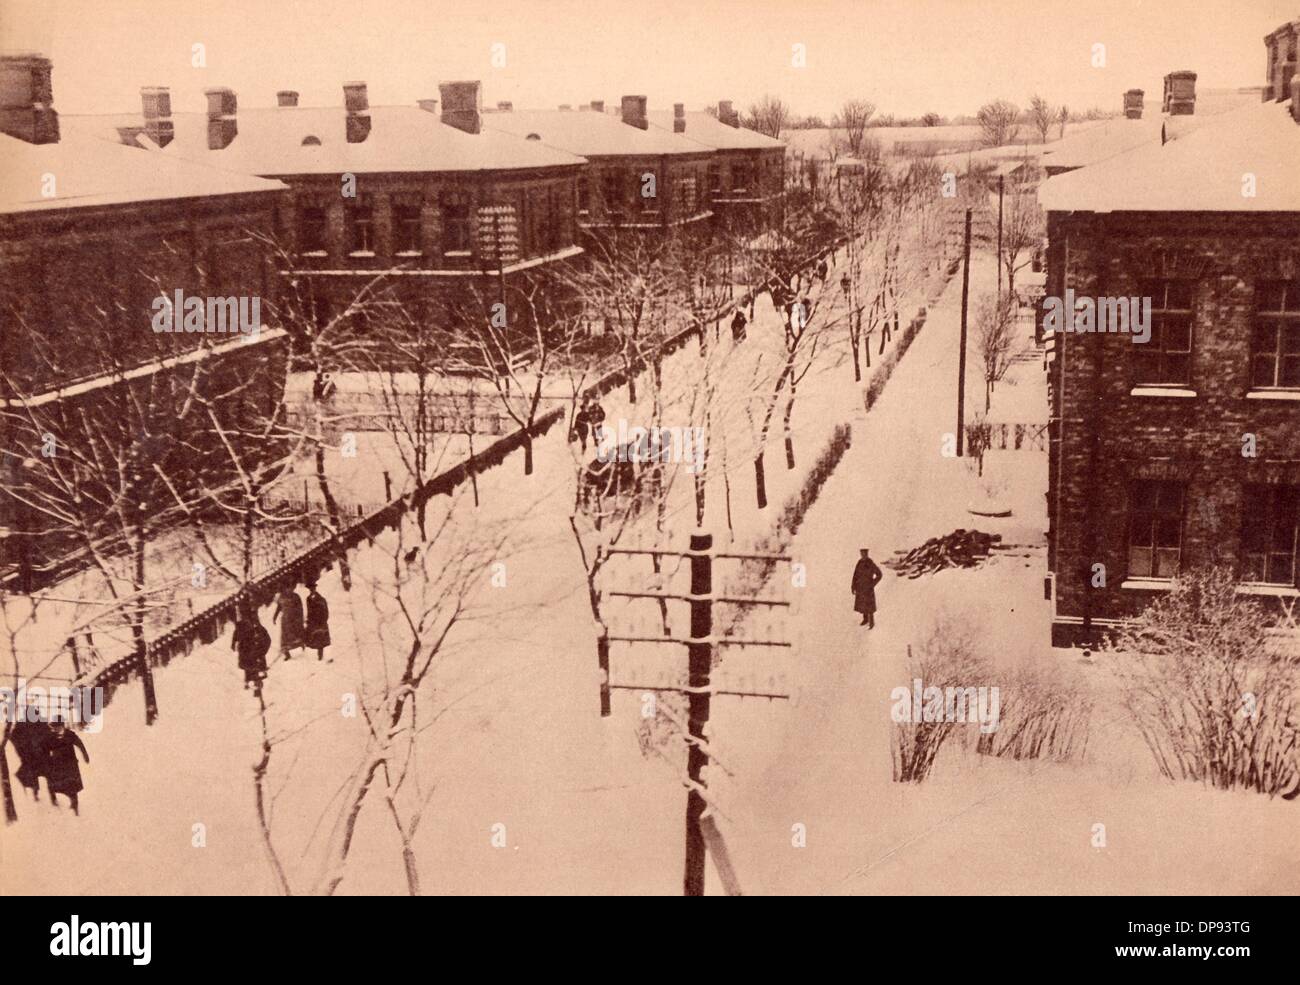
[305,580,332,662]
[850,547,884,628]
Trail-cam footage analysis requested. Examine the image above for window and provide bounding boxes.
[577,176,590,214]
[708,162,721,194]
[1242,485,1299,585]
[299,205,327,253]
[1134,280,1194,385]
[601,169,623,219]
[1128,480,1184,578]
[392,201,423,254]
[1251,281,1300,388]
[731,161,752,193]
[345,198,374,254]
[680,174,698,215]
[441,193,472,254]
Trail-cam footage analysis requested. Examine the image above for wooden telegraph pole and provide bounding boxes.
[683,531,712,896]
[996,174,1005,297]
[602,534,794,896]
[957,207,972,457]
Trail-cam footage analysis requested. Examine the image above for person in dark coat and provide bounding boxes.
[233,602,271,690]
[45,720,89,815]
[272,584,306,660]
[305,581,331,662]
[850,547,884,628]
[586,398,606,446]
[730,309,748,342]
[11,706,51,801]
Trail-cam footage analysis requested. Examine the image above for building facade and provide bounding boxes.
[1039,35,1300,645]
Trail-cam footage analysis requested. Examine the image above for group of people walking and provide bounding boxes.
[233,579,332,692]
[10,712,91,815]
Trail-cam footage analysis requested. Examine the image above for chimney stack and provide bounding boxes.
[497,100,513,111]
[277,90,299,107]
[559,103,572,111]
[417,98,438,114]
[439,80,481,134]
[1163,71,1196,115]
[1123,88,1144,119]
[590,100,604,113]
[1291,74,1300,123]
[205,87,237,150]
[620,94,647,129]
[673,102,686,133]
[141,86,173,147]
[0,53,59,144]
[344,81,370,143]
[717,99,739,127]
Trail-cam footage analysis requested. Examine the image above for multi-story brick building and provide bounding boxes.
[647,101,785,234]
[1039,38,1300,646]
[481,97,715,238]
[1264,18,1300,102]
[65,80,587,324]
[0,54,290,587]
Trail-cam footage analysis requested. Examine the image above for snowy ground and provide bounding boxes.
[5,245,1295,896]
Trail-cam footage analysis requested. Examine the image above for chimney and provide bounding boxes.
[417,98,438,114]
[1123,88,1144,120]
[205,87,237,150]
[0,53,59,144]
[1291,73,1300,123]
[496,100,513,111]
[277,90,299,107]
[141,85,173,147]
[673,102,686,133]
[344,81,370,143]
[718,99,739,127]
[590,100,604,113]
[1163,71,1196,115]
[559,103,572,111]
[439,81,481,134]
[620,94,647,129]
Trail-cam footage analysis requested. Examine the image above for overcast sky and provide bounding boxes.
[1,0,1294,119]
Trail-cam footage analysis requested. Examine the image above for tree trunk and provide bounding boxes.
[783,397,796,470]
[1,732,17,824]
[754,453,768,510]
[314,445,352,590]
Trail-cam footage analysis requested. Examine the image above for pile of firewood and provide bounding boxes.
[884,529,1001,578]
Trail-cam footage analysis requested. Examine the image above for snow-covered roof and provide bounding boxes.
[61,105,586,178]
[0,130,286,215]
[646,110,785,151]
[482,108,707,157]
[1039,88,1262,173]
[1039,100,1300,213]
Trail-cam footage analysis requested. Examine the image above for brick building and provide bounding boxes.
[647,101,786,234]
[482,97,715,238]
[65,80,587,325]
[1039,38,1300,645]
[0,54,289,587]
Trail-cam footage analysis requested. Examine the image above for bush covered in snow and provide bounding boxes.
[1106,567,1300,798]
[973,660,1091,762]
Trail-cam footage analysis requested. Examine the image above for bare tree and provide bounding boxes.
[1028,94,1056,143]
[976,99,1021,147]
[999,189,1044,298]
[833,99,876,156]
[1056,105,1070,140]
[974,291,1019,412]
[744,94,791,139]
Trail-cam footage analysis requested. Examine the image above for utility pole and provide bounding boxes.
[957,207,972,458]
[683,531,712,897]
[996,174,1005,297]
[601,535,793,896]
